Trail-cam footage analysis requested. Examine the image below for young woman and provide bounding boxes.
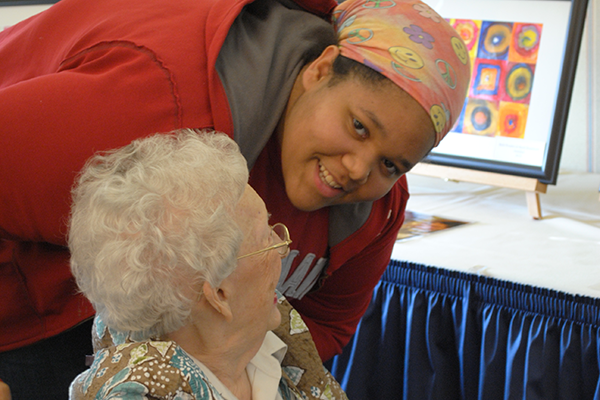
[0,0,469,397]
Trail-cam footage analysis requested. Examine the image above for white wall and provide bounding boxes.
[0,4,50,29]
[560,0,599,173]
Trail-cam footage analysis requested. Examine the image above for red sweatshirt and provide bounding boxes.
[0,0,407,361]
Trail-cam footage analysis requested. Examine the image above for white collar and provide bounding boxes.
[187,331,287,400]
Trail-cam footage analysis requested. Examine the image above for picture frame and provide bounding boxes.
[0,0,57,5]
[420,0,589,185]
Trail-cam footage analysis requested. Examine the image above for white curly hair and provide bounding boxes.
[69,129,248,339]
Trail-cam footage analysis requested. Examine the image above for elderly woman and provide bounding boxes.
[68,130,346,400]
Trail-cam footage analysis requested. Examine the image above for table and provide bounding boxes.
[391,171,600,297]
[329,171,600,400]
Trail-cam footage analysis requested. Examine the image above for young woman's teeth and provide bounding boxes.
[319,163,342,189]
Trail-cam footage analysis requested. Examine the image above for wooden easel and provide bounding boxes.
[409,163,548,219]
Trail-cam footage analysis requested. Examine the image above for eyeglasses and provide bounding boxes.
[237,223,292,260]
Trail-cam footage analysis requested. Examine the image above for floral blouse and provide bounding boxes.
[69,295,348,400]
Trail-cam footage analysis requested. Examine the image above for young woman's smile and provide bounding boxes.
[316,161,343,195]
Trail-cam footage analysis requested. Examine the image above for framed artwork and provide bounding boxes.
[0,0,56,4]
[421,0,589,184]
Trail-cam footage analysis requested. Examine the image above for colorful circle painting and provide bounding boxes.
[472,105,492,131]
[453,19,479,51]
[516,25,540,52]
[472,60,501,97]
[463,99,498,136]
[498,102,529,138]
[505,63,533,101]
[478,22,512,60]
[509,23,543,63]
[449,17,541,140]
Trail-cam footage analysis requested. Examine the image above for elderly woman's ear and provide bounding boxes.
[201,281,234,322]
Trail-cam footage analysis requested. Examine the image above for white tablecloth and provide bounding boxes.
[391,171,600,298]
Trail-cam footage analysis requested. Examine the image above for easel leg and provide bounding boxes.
[526,191,543,219]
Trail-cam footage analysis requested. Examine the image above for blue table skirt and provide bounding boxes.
[329,260,600,400]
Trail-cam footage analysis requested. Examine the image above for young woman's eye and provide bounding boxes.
[383,159,399,176]
[353,119,368,138]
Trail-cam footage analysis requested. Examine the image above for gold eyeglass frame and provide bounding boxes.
[237,223,292,260]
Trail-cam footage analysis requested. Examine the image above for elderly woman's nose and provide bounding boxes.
[341,152,372,184]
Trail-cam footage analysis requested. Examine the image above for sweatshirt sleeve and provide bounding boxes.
[0,42,182,244]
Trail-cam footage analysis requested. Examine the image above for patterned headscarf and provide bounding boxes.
[332,0,471,146]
